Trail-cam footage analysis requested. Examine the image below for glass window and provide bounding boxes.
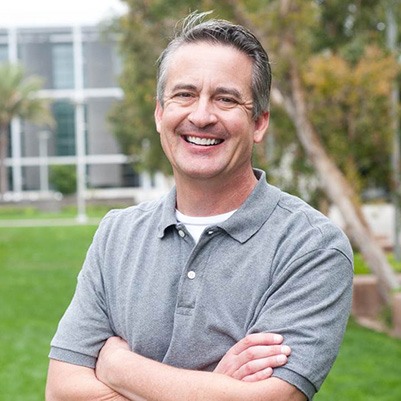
[53,101,75,155]
[0,45,8,62]
[52,44,74,89]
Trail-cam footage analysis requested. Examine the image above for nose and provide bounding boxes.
[187,97,218,128]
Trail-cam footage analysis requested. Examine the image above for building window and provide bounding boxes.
[0,45,8,62]
[52,44,74,89]
[53,101,75,156]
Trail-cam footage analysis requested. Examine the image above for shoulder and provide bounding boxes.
[103,196,165,224]
[273,190,353,263]
[93,195,169,242]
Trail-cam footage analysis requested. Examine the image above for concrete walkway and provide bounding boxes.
[0,217,101,227]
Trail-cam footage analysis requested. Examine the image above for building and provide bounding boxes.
[0,24,168,203]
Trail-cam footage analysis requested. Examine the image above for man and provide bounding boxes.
[46,12,353,401]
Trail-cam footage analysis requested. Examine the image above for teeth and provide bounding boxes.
[186,136,222,146]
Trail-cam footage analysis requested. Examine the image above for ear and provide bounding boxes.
[154,100,163,133]
[253,111,270,144]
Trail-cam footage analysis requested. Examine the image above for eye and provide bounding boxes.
[174,92,195,99]
[169,92,197,105]
[216,96,239,107]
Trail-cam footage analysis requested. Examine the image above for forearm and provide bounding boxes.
[98,349,304,401]
[46,359,135,401]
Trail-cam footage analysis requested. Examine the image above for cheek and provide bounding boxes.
[163,104,188,124]
[159,134,174,161]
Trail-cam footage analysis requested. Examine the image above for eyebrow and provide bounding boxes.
[214,87,244,101]
[170,83,198,92]
[170,84,245,101]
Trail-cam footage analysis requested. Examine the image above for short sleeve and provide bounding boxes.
[49,214,116,368]
[248,245,353,400]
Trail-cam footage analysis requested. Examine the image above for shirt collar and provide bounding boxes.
[157,169,281,242]
[157,186,178,238]
[219,169,281,243]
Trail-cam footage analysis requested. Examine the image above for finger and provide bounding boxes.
[215,344,291,376]
[233,354,289,381]
[241,367,274,382]
[236,344,291,367]
[227,333,284,356]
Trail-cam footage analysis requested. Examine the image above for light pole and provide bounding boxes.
[387,0,401,258]
[38,130,50,194]
[73,25,87,223]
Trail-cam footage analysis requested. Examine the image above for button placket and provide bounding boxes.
[176,241,205,312]
[175,227,220,313]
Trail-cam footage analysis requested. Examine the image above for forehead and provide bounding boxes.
[165,42,253,92]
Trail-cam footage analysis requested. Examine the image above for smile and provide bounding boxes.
[185,136,223,146]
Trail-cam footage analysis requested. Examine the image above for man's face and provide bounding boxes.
[155,42,269,182]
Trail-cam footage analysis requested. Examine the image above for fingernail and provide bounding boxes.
[277,354,287,364]
[273,334,283,342]
[281,345,291,355]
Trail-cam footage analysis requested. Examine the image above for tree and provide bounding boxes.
[112,0,401,302]
[226,0,401,302]
[112,1,398,200]
[0,63,53,196]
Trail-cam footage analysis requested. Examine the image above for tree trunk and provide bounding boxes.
[272,63,400,304]
[225,0,400,303]
[0,125,9,197]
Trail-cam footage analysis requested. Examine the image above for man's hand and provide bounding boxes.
[214,333,291,382]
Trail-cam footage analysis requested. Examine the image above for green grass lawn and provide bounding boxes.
[315,320,401,401]
[0,225,97,401]
[1,222,401,400]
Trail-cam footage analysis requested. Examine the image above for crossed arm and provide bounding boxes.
[46,333,305,401]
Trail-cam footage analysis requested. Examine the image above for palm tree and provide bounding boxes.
[0,63,53,196]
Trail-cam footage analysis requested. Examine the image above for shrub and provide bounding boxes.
[50,165,76,195]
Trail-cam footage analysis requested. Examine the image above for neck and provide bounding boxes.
[174,168,258,217]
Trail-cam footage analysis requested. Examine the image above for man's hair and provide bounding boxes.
[156,11,271,119]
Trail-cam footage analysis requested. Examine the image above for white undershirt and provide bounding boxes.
[175,209,237,243]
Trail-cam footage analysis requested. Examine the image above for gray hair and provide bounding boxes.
[156,12,272,120]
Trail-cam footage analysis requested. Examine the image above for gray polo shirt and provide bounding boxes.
[50,169,353,400]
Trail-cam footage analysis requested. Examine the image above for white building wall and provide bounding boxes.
[0,24,165,197]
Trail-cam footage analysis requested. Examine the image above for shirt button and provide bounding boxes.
[178,229,185,238]
[187,271,196,280]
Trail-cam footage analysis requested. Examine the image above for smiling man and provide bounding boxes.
[46,12,353,401]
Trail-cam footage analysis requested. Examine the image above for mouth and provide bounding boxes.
[184,135,224,146]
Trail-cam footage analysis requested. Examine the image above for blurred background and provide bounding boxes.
[1,1,401,400]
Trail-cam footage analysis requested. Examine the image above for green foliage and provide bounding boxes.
[247,0,400,200]
[0,63,53,128]
[49,165,77,195]
[303,46,398,195]
[313,0,387,53]
[354,252,401,274]
[111,0,401,201]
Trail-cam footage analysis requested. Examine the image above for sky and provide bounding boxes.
[0,0,128,28]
